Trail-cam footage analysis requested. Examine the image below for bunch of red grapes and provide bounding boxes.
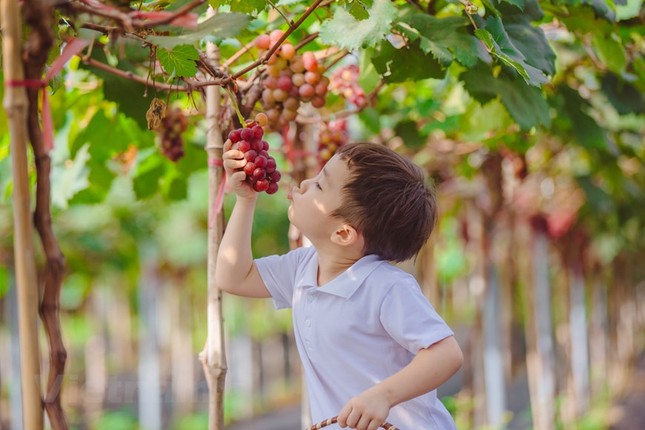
[255,30,330,130]
[318,119,348,165]
[329,64,366,108]
[158,107,188,162]
[228,113,282,194]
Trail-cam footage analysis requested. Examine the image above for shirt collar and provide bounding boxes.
[297,252,384,299]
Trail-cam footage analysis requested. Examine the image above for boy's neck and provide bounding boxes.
[315,247,364,286]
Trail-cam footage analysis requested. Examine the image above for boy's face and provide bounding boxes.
[287,154,350,242]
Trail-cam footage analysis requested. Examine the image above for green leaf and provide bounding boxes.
[475,16,549,87]
[358,49,381,93]
[601,74,645,115]
[592,33,627,74]
[399,15,483,68]
[81,46,162,129]
[71,110,132,158]
[499,11,555,76]
[500,0,526,10]
[0,266,8,299]
[584,0,616,21]
[394,120,425,149]
[133,149,167,199]
[209,0,265,14]
[372,40,444,83]
[345,0,372,19]
[461,65,551,130]
[157,44,199,78]
[319,0,396,50]
[163,173,188,200]
[51,144,91,209]
[147,13,251,48]
[560,86,608,150]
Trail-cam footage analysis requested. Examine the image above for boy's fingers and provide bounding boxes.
[223,139,233,151]
[223,158,246,170]
[223,149,244,160]
[230,171,247,183]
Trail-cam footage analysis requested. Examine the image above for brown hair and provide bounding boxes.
[332,143,437,262]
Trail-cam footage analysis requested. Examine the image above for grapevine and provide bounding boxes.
[257,30,330,131]
[228,112,282,194]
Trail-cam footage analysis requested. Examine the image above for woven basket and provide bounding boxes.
[306,416,399,429]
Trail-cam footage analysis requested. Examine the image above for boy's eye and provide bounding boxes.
[315,182,322,190]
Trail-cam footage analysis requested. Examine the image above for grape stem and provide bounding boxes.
[266,0,294,26]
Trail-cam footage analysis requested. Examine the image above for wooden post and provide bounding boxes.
[201,7,227,430]
[525,219,555,430]
[1,0,44,428]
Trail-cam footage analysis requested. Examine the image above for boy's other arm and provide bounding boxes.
[337,336,463,430]
[215,144,271,299]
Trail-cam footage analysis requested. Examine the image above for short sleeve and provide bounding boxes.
[255,247,314,309]
[379,278,454,354]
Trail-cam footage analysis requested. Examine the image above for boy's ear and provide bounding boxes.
[331,224,359,246]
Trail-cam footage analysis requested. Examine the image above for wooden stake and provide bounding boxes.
[1,0,44,428]
[200,7,228,430]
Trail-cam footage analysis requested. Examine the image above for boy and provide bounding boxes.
[217,141,463,430]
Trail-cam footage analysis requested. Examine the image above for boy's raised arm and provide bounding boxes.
[214,141,271,298]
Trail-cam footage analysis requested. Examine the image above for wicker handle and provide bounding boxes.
[306,416,399,430]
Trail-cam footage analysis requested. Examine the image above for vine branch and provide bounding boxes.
[22,0,68,428]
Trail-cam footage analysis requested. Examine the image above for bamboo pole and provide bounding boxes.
[1,0,44,428]
[200,7,228,430]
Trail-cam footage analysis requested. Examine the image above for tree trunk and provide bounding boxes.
[1,1,44,427]
[201,7,228,429]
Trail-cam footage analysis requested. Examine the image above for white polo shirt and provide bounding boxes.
[256,247,456,429]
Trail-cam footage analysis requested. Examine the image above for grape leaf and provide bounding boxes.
[592,33,627,74]
[51,143,90,209]
[163,173,188,201]
[500,0,526,10]
[601,74,645,115]
[474,17,549,87]
[319,0,396,50]
[372,39,444,83]
[133,150,167,200]
[147,13,251,48]
[498,2,555,76]
[157,44,199,78]
[560,86,608,150]
[208,0,265,14]
[461,65,550,130]
[395,120,425,149]
[399,14,483,68]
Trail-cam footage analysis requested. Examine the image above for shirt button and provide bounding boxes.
[307,295,314,303]
[305,318,311,327]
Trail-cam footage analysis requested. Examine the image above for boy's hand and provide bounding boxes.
[223,139,256,200]
[337,388,390,430]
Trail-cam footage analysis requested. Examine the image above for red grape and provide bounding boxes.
[227,113,282,195]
